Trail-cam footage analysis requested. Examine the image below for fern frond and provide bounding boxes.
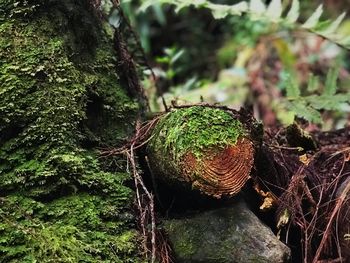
[250,0,266,17]
[266,0,282,22]
[305,94,350,111]
[288,100,322,124]
[139,0,350,49]
[302,5,323,29]
[285,73,300,98]
[324,65,340,96]
[286,0,299,24]
[306,74,319,92]
[283,67,350,124]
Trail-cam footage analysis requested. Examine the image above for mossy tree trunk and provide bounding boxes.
[0,1,142,262]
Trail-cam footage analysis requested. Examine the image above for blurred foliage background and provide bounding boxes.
[118,0,350,130]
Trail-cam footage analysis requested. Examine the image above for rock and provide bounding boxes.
[163,199,291,263]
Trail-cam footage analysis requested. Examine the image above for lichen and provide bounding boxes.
[149,106,246,161]
[0,0,141,262]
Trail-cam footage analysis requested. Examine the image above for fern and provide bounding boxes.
[139,0,350,49]
[285,73,300,98]
[139,0,350,124]
[288,100,322,124]
[283,68,350,124]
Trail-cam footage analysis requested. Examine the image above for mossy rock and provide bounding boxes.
[0,0,142,262]
[163,199,291,263]
[147,106,259,198]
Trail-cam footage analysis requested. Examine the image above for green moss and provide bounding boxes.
[165,221,196,258]
[0,194,138,262]
[0,0,141,261]
[149,106,246,160]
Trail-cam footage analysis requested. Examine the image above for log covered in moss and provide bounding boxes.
[147,106,258,198]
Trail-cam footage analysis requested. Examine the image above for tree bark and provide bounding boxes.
[0,1,142,262]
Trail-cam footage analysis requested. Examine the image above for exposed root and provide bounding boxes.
[127,144,156,262]
[313,169,350,263]
[258,126,350,262]
[101,116,172,263]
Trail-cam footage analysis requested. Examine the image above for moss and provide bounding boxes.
[165,221,196,258]
[0,194,138,262]
[149,106,246,161]
[0,0,141,261]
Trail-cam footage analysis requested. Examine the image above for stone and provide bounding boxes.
[163,199,291,263]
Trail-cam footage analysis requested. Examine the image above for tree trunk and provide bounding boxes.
[0,1,142,262]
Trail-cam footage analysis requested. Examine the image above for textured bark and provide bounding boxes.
[0,1,141,262]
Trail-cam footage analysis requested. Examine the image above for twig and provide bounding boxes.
[267,144,304,151]
[122,119,156,263]
[127,146,156,263]
[99,115,163,157]
[161,96,169,112]
[111,0,156,82]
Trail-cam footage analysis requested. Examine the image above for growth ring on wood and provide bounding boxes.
[183,138,254,197]
[147,106,256,198]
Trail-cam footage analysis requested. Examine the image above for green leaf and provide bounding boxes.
[305,95,347,111]
[174,3,189,13]
[324,65,340,96]
[288,101,322,124]
[339,35,350,47]
[285,74,300,98]
[210,2,248,19]
[286,0,299,24]
[139,0,350,49]
[302,4,323,29]
[210,4,235,19]
[312,20,332,32]
[267,0,283,21]
[306,74,319,92]
[139,0,158,12]
[318,12,346,36]
[249,0,266,15]
[170,49,185,64]
[231,2,249,15]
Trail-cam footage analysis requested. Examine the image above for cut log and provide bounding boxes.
[147,106,259,198]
